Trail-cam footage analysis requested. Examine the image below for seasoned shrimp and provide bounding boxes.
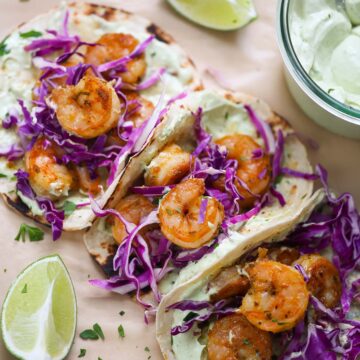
[74,166,101,196]
[207,314,272,360]
[268,247,300,266]
[240,260,309,333]
[106,92,154,147]
[209,266,250,302]
[295,254,342,309]
[25,137,75,199]
[144,144,191,186]
[215,134,271,209]
[84,33,146,84]
[159,178,224,249]
[50,75,121,139]
[111,194,156,245]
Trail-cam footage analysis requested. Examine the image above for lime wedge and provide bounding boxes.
[1,255,77,360]
[167,0,257,30]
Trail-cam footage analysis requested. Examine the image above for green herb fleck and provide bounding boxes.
[275,174,284,185]
[328,88,335,94]
[183,311,198,322]
[243,338,251,345]
[79,329,99,340]
[144,347,150,352]
[62,200,77,216]
[118,324,125,338]
[3,268,7,273]
[93,323,105,340]
[225,112,229,120]
[98,358,103,360]
[15,224,44,242]
[21,283,28,293]
[78,349,86,358]
[151,52,156,57]
[20,30,42,39]
[0,173,7,178]
[0,37,10,57]
[119,310,125,316]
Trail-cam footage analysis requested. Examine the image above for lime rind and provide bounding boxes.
[167,0,257,31]
[1,255,77,360]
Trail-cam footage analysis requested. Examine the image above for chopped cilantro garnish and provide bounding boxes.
[118,324,125,338]
[78,349,86,358]
[79,329,99,340]
[144,346,150,352]
[21,284,28,293]
[0,37,10,57]
[15,224,44,242]
[275,174,284,185]
[93,323,105,340]
[183,311,198,322]
[62,201,77,216]
[20,30,42,38]
[242,338,251,345]
[0,173,7,178]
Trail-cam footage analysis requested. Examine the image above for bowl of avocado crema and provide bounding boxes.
[277,0,360,139]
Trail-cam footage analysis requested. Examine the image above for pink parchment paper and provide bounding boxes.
[0,0,359,359]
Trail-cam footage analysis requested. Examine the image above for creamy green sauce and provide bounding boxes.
[289,0,360,109]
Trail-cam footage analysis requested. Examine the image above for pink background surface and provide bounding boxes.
[0,0,359,359]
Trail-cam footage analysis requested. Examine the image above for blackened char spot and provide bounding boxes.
[146,24,173,44]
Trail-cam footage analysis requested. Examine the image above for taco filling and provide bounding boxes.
[87,91,316,309]
[0,3,200,238]
[163,167,360,360]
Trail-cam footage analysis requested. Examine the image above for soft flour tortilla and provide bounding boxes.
[0,1,202,231]
[84,89,316,290]
[155,190,325,360]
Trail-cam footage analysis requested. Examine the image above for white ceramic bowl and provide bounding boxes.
[276,0,360,139]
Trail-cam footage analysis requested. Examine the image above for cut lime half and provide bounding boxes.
[167,0,257,31]
[1,255,77,360]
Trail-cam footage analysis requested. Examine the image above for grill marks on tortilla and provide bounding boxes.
[146,24,173,44]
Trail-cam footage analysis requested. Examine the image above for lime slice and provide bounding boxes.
[1,255,77,360]
[167,0,257,31]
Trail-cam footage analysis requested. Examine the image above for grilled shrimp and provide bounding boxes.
[158,178,224,249]
[25,137,75,199]
[268,247,300,266]
[106,92,154,146]
[207,314,272,360]
[50,75,121,139]
[144,144,191,186]
[111,194,156,245]
[214,134,271,209]
[74,166,101,196]
[84,33,146,84]
[295,254,342,309]
[209,266,250,302]
[240,260,309,333]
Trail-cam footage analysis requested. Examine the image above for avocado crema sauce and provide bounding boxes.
[289,0,360,110]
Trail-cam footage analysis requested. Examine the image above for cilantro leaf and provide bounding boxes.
[78,349,86,358]
[62,200,77,216]
[93,323,105,340]
[21,284,28,293]
[79,329,99,340]
[144,347,150,352]
[20,30,42,39]
[183,311,198,322]
[15,224,44,242]
[118,324,125,338]
[0,173,7,178]
[0,37,10,57]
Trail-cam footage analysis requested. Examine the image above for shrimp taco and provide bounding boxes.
[156,170,360,360]
[0,2,201,238]
[84,89,318,308]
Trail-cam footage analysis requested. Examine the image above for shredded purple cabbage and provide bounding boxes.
[15,170,64,240]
